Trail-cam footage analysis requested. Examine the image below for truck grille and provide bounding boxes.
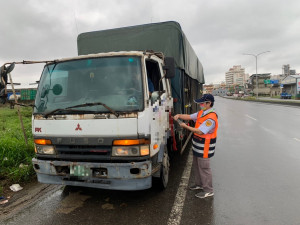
[53,145,111,161]
[57,145,110,155]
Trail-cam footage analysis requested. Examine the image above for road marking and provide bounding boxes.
[293,138,300,142]
[245,114,257,121]
[167,150,193,225]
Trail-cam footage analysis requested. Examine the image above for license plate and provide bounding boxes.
[70,165,91,177]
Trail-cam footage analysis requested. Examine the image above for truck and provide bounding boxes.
[280,92,292,99]
[3,21,205,190]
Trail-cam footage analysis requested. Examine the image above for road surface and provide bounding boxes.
[2,97,300,225]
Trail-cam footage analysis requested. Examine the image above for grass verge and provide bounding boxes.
[0,106,35,195]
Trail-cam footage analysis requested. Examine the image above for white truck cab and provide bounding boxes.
[32,51,174,190]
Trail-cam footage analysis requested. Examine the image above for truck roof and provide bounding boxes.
[77,21,204,83]
[45,51,147,64]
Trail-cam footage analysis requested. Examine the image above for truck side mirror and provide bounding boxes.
[6,63,15,73]
[0,63,15,104]
[163,57,175,79]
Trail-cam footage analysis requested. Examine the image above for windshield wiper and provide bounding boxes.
[43,108,93,118]
[67,102,119,117]
[43,102,119,118]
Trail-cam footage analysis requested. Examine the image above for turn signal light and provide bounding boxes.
[34,139,52,145]
[153,144,159,149]
[113,139,150,146]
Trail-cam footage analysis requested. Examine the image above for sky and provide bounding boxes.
[1,0,299,86]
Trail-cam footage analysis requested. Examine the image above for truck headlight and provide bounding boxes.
[35,144,56,155]
[112,145,149,157]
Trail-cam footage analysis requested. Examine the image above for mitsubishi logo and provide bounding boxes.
[75,123,82,131]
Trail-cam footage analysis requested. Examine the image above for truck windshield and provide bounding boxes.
[34,56,143,115]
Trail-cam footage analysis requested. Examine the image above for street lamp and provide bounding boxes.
[243,51,270,98]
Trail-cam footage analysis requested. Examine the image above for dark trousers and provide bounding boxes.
[192,155,213,193]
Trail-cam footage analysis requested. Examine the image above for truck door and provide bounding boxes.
[145,59,172,156]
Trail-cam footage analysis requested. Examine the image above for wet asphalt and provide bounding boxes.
[2,97,300,225]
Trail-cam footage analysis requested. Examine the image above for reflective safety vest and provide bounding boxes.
[192,109,218,158]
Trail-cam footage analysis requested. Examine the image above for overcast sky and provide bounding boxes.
[1,0,299,85]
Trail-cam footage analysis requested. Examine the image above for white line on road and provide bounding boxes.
[167,150,193,225]
[293,138,300,142]
[245,114,257,121]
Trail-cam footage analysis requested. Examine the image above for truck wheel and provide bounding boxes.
[154,146,170,190]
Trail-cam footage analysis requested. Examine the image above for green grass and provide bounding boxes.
[0,106,35,186]
[271,95,295,99]
[243,96,256,100]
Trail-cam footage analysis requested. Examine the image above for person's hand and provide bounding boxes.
[180,122,187,128]
[173,114,180,120]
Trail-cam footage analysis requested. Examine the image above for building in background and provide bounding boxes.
[248,73,272,96]
[282,64,297,77]
[282,64,290,76]
[212,88,227,96]
[203,84,214,94]
[211,81,227,96]
[269,74,285,96]
[281,75,300,97]
[6,84,38,101]
[225,65,249,86]
[212,64,299,98]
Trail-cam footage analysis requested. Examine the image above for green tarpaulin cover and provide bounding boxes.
[77,21,204,83]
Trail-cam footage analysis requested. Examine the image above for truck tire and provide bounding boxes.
[167,137,175,159]
[153,146,170,190]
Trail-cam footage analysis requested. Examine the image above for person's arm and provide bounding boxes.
[173,114,192,121]
[179,123,204,135]
[180,119,215,135]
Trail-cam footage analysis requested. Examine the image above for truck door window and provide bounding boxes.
[146,60,164,94]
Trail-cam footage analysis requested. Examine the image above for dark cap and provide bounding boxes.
[194,94,215,103]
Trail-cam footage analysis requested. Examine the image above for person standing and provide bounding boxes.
[174,94,219,199]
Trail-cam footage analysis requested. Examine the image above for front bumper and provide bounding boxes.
[32,158,152,190]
